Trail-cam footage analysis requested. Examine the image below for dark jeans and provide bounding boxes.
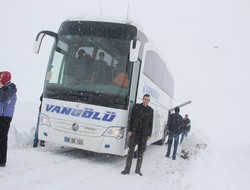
[180,129,188,143]
[166,132,180,159]
[33,112,41,145]
[33,112,44,146]
[0,116,12,164]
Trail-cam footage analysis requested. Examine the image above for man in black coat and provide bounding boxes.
[121,94,154,176]
[166,106,184,160]
[180,114,191,143]
[33,94,45,147]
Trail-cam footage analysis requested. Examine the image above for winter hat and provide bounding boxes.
[0,71,11,85]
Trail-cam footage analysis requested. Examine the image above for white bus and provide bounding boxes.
[34,19,174,156]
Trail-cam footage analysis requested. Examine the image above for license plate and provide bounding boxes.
[64,136,83,145]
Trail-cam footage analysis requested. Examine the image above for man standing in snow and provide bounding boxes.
[33,93,45,147]
[121,94,154,176]
[166,107,184,160]
[180,114,191,143]
[0,71,17,167]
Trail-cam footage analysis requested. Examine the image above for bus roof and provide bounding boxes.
[63,16,144,33]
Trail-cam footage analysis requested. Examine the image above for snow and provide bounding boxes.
[1,101,249,190]
[1,0,250,189]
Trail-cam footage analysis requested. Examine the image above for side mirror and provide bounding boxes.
[129,38,141,62]
[33,33,46,54]
[33,31,58,54]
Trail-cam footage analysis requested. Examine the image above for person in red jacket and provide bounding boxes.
[0,71,17,167]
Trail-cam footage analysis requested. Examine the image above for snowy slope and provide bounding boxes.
[1,102,250,190]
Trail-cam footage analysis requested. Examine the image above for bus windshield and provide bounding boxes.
[43,21,137,109]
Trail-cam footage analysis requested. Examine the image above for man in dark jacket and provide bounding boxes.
[121,94,154,176]
[0,71,17,167]
[33,94,45,147]
[180,114,191,143]
[166,106,184,160]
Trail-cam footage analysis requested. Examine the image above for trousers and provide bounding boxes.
[124,147,144,173]
[166,132,180,159]
[0,116,12,164]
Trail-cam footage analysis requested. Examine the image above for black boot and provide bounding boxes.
[165,153,170,158]
[33,142,38,148]
[135,170,143,176]
[40,140,45,147]
[121,170,130,175]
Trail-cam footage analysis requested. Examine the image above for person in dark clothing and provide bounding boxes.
[76,49,88,59]
[166,107,184,160]
[33,94,45,147]
[0,71,17,167]
[93,52,112,83]
[121,94,154,176]
[180,114,191,143]
[75,49,94,83]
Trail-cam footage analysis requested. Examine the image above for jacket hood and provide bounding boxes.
[1,71,11,85]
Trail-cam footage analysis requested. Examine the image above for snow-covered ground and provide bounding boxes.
[0,101,250,190]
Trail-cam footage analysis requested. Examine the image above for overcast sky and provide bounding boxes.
[1,0,250,136]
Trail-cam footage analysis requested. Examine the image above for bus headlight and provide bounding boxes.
[40,114,51,126]
[104,127,125,139]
